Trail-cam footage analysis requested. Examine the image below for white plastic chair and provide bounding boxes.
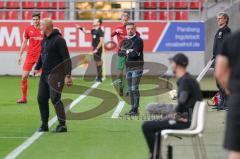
[159,101,208,159]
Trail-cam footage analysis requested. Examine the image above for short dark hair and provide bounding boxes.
[125,22,135,27]
[217,12,229,25]
[32,13,40,19]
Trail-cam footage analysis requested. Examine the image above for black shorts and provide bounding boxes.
[224,94,240,151]
[93,47,102,61]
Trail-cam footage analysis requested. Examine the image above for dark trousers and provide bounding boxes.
[37,73,66,126]
[142,120,190,159]
[216,81,226,108]
[126,69,143,112]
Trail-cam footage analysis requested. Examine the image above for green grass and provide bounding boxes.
[0,76,227,159]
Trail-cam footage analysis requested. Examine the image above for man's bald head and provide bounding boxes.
[40,18,54,36]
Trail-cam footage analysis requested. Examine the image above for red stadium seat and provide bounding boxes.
[6,1,19,9]
[159,11,173,20]
[5,11,19,20]
[52,1,66,9]
[159,1,173,9]
[143,11,157,20]
[143,1,157,9]
[0,12,3,19]
[51,11,65,20]
[190,1,203,9]
[174,1,188,9]
[37,1,50,9]
[175,11,189,20]
[22,11,33,20]
[22,1,35,9]
[39,11,49,18]
[0,1,4,8]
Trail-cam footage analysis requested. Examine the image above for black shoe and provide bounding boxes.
[125,110,139,116]
[212,106,218,109]
[217,107,224,111]
[54,124,67,133]
[38,124,49,132]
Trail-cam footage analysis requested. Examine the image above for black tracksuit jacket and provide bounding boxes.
[118,34,144,71]
[35,29,71,75]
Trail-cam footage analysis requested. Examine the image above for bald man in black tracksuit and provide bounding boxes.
[35,20,72,133]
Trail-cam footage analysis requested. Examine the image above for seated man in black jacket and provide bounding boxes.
[118,22,144,116]
[142,54,202,159]
[34,18,72,133]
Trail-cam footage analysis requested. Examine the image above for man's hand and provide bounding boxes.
[65,75,73,87]
[115,28,122,34]
[126,49,133,54]
[76,24,83,30]
[93,49,98,54]
[18,56,22,65]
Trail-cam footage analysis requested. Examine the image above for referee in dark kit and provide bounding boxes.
[118,22,144,116]
[76,19,104,82]
[215,18,240,159]
[34,18,72,133]
[212,12,231,110]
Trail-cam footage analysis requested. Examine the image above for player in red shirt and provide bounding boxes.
[111,13,140,96]
[17,13,43,104]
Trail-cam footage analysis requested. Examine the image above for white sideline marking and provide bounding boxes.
[4,82,101,159]
[111,101,125,119]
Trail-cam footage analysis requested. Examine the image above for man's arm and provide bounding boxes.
[35,54,42,71]
[18,38,28,65]
[76,24,91,34]
[56,37,72,87]
[56,38,72,76]
[95,37,103,51]
[176,79,190,113]
[111,27,123,37]
[111,30,117,37]
[127,39,143,59]
[215,55,230,93]
[215,29,231,58]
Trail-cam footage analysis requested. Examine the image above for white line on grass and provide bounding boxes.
[111,101,125,119]
[4,82,101,159]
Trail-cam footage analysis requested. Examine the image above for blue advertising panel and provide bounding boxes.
[155,22,205,52]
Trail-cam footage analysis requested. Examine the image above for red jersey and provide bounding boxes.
[111,24,140,46]
[24,25,42,62]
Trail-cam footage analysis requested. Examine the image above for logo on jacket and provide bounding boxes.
[218,31,223,39]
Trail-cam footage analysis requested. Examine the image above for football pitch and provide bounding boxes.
[0,76,228,159]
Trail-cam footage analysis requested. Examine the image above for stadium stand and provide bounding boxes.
[159,11,174,20]
[6,1,19,9]
[0,1,4,8]
[36,1,51,9]
[52,1,66,9]
[22,1,35,9]
[22,10,33,20]
[0,0,203,20]
[5,11,19,20]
